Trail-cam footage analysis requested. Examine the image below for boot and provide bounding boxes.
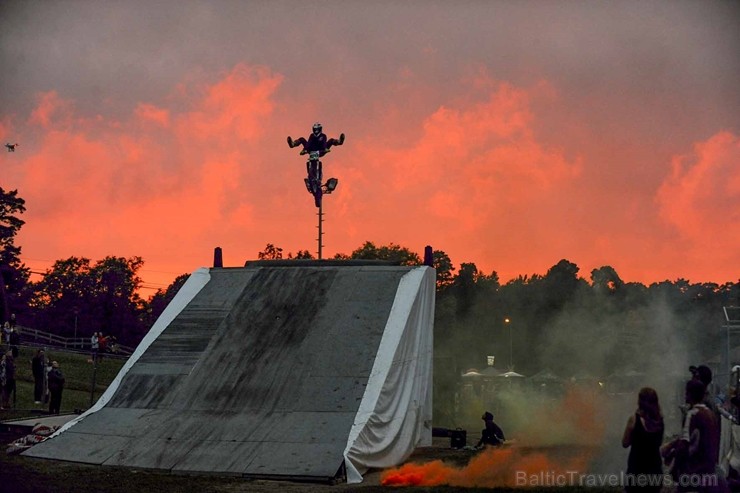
[287,136,295,148]
[339,133,345,145]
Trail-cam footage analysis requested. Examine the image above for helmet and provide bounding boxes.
[312,122,322,136]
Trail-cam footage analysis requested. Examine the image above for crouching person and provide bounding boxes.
[476,411,505,448]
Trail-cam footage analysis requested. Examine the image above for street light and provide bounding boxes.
[324,177,339,193]
[504,318,512,370]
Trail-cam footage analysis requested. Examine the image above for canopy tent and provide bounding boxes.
[529,369,562,382]
[498,371,526,378]
[479,367,505,377]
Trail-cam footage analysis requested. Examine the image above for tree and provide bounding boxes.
[30,256,145,345]
[90,256,144,343]
[0,187,30,323]
[591,265,624,294]
[452,262,480,317]
[29,257,95,336]
[432,250,455,290]
[258,243,283,260]
[349,241,421,265]
[287,250,314,259]
[142,273,190,330]
[540,259,586,312]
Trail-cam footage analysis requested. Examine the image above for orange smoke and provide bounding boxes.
[382,387,605,488]
[381,446,590,488]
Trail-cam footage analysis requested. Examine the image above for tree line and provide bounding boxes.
[2,187,739,378]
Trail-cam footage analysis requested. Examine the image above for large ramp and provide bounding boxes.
[24,262,435,482]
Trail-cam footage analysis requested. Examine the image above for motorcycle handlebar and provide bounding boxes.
[300,149,330,157]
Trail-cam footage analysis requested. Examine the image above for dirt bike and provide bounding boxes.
[303,150,324,208]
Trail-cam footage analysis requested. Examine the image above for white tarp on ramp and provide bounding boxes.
[344,266,435,482]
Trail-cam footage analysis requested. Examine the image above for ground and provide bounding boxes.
[0,426,623,493]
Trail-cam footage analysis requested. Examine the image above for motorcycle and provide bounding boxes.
[302,150,324,208]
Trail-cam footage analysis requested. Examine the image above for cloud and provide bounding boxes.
[12,63,285,280]
[173,64,282,144]
[28,91,74,128]
[341,77,581,263]
[135,103,170,128]
[5,48,737,289]
[656,131,740,269]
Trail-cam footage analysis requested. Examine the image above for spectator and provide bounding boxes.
[0,351,7,409]
[8,327,19,358]
[663,379,723,492]
[476,411,505,448]
[108,335,119,354]
[2,322,10,347]
[622,387,664,493]
[717,366,740,491]
[98,333,107,360]
[0,349,16,409]
[90,332,99,360]
[691,365,719,414]
[31,349,46,404]
[47,361,65,415]
[44,356,53,403]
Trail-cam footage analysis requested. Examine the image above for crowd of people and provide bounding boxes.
[0,315,70,415]
[470,363,740,492]
[0,315,121,415]
[0,346,66,414]
[89,331,119,360]
[0,323,124,416]
[618,364,740,492]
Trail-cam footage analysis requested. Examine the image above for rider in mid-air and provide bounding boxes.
[287,122,345,156]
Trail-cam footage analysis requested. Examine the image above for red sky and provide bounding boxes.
[1,1,738,294]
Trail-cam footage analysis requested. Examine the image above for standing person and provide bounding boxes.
[90,332,99,361]
[622,387,665,492]
[2,322,10,349]
[43,355,53,404]
[0,350,16,409]
[31,349,46,404]
[720,366,740,491]
[98,333,107,360]
[108,335,119,354]
[663,379,724,492]
[47,361,65,415]
[8,327,19,358]
[0,351,6,409]
[476,411,506,448]
[692,365,719,414]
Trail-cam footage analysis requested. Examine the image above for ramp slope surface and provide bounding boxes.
[25,264,434,482]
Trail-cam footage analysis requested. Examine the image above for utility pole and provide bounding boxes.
[505,318,512,370]
[73,307,79,348]
[90,357,98,407]
[317,204,324,260]
[311,178,338,260]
